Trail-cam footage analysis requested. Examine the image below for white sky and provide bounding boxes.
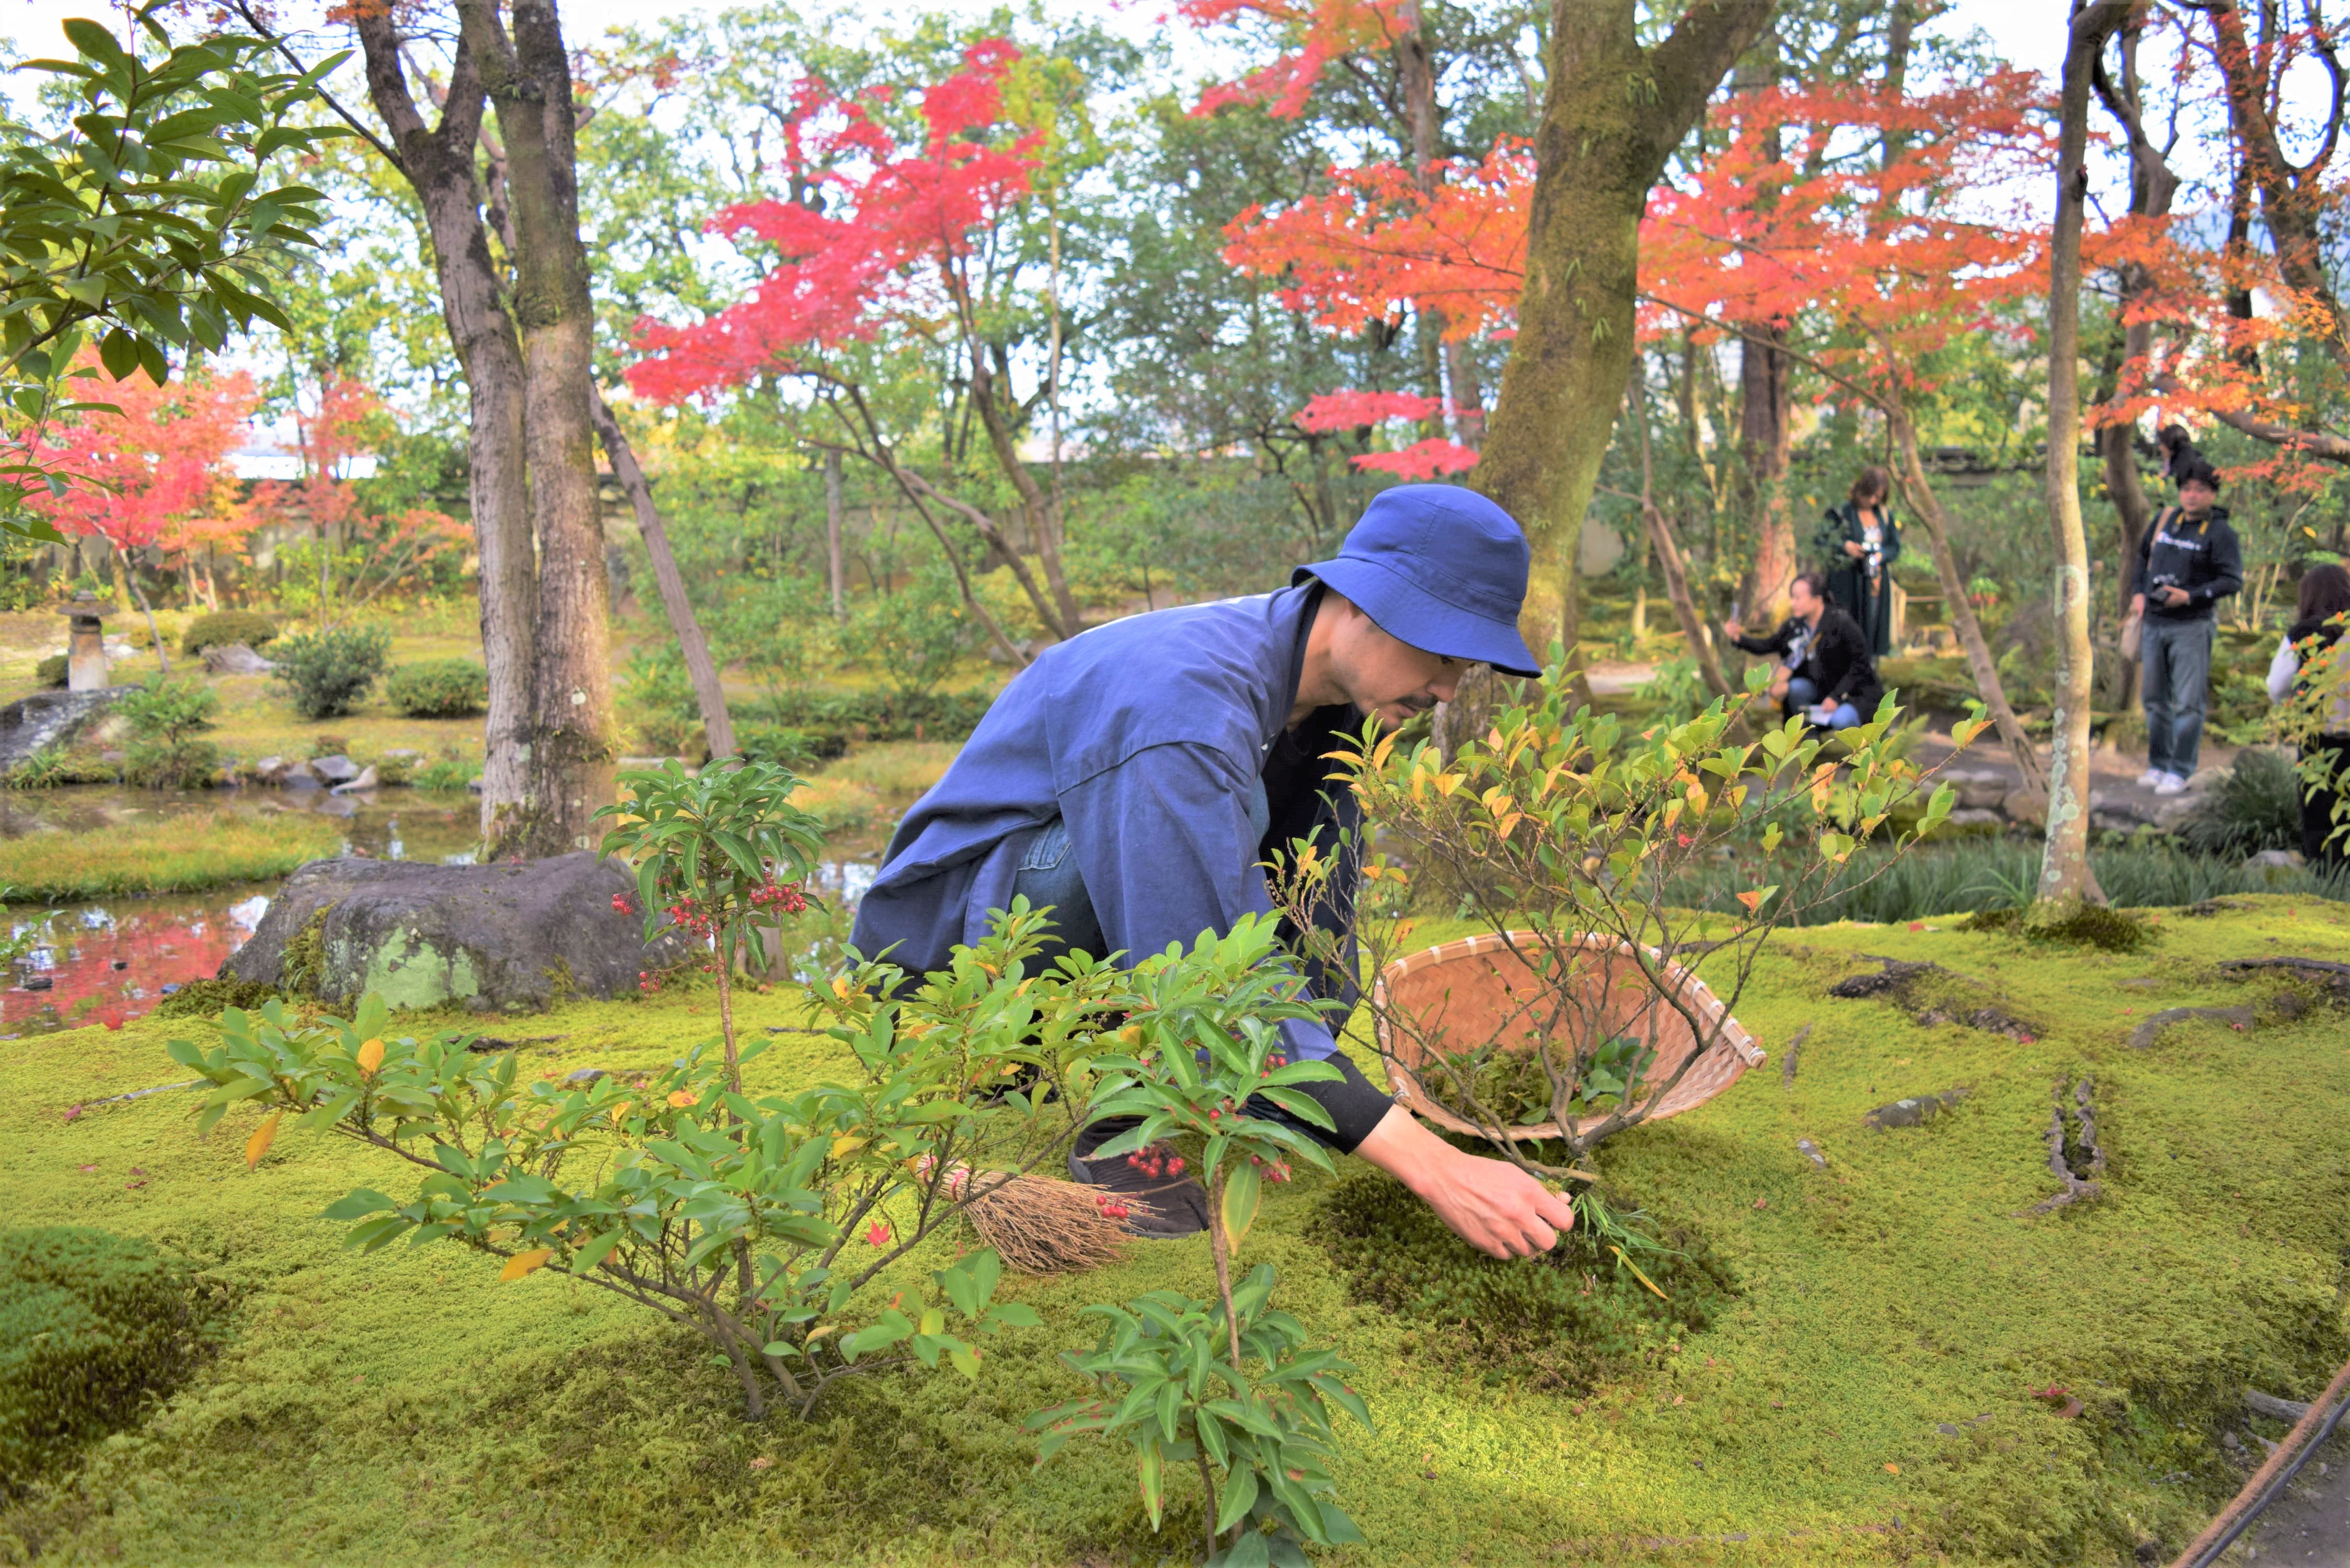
[1,0,2063,90]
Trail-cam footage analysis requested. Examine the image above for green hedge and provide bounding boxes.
[386,659,489,718]
[181,609,277,656]
[1,1228,234,1490]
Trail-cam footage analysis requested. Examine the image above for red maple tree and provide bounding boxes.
[626,40,1041,400]
[23,358,257,603]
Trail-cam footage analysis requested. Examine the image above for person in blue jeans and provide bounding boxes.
[2131,460,2242,795]
[1721,572,1884,731]
[851,485,1579,1261]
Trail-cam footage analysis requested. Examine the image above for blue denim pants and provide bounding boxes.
[1009,778,1273,964]
[2141,616,2215,778]
[1784,677,1861,731]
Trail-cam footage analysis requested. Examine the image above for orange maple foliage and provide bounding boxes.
[1229,72,2083,466]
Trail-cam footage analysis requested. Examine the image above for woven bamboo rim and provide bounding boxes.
[1370,930,1765,1142]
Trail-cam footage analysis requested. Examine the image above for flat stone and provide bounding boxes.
[220,852,694,1012]
[279,760,320,789]
[382,747,422,759]
[1940,808,2005,833]
[1941,769,2011,812]
[466,775,485,794]
[2247,848,2305,870]
[563,1067,608,1085]
[310,754,360,784]
[329,764,379,795]
[1865,1088,1970,1130]
[1798,1138,1827,1170]
[2128,1005,2254,1050]
[0,688,120,771]
[200,641,274,675]
[252,754,286,780]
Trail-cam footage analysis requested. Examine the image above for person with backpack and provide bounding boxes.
[1816,465,1901,656]
[2265,562,2350,866]
[2130,459,2243,795]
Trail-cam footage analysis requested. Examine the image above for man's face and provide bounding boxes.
[1790,580,1822,622]
[1328,599,1464,725]
[2180,478,2217,514]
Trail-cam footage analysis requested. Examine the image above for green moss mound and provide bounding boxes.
[0,1228,235,1492]
[1311,1168,1736,1392]
[1962,901,2152,951]
[179,609,277,657]
[152,976,281,1020]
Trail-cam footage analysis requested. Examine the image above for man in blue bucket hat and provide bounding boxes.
[851,483,1577,1259]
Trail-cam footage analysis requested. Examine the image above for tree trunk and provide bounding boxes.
[591,385,735,762]
[2090,6,2181,717]
[825,447,846,621]
[349,8,537,847]
[1472,0,1776,664]
[462,0,616,857]
[1736,320,1795,621]
[1887,405,2049,804]
[1730,36,1794,624]
[964,341,1079,639]
[2039,2,2128,907]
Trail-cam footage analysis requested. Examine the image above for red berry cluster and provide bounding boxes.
[662,895,719,940]
[637,968,663,995]
[1124,1142,1185,1180]
[1092,1194,1132,1221]
[612,892,638,915]
[748,879,808,914]
[1248,1151,1294,1184]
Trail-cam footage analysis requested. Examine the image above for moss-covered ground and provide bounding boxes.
[3,900,2347,1565]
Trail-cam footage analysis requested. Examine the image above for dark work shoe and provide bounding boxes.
[1067,1115,1209,1237]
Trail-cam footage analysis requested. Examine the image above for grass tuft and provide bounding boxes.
[0,810,344,899]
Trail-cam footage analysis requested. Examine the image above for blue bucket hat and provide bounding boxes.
[1293,483,1541,678]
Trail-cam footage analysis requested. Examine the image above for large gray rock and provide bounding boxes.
[221,853,692,1012]
[310,753,360,785]
[0,688,119,770]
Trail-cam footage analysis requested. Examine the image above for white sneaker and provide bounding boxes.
[2136,767,2165,787]
[2153,773,2190,796]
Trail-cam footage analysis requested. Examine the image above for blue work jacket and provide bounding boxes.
[851,585,1384,1137]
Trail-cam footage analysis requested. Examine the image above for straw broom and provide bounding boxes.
[961,1171,1159,1275]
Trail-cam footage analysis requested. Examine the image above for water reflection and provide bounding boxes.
[2,779,885,1032]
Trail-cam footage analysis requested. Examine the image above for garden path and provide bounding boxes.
[2225,1425,2350,1565]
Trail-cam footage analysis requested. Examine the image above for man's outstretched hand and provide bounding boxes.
[1353,1102,1577,1259]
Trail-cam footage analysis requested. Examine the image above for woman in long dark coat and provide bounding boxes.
[1816,464,1900,657]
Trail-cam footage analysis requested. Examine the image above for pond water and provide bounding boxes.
[1,785,883,1036]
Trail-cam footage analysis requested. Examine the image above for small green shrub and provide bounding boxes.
[269,627,391,718]
[114,676,218,744]
[736,720,823,770]
[180,609,277,656]
[385,658,488,718]
[33,653,66,687]
[0,1228,235,1491]
[754,686,994,758]
[1313,1169,1736,1393]
[123,739,220,790]
[411,753,478,792]
[2176,747,2303,858]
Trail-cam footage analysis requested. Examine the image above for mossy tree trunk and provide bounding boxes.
[1472,0,1778,669]
[2040,1,2131,906]
[461,0,616,857]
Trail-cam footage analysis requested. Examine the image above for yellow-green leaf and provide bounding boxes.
[244,1110,281,1171]
[1220,1159,1263,1253]
[500,1248,554,1281]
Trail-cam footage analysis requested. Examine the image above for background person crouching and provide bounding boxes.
[1722,571,1884,732]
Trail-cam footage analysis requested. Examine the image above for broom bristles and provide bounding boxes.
[963,1173,1159,1275]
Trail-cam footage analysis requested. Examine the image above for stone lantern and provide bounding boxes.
[60,591,112,691]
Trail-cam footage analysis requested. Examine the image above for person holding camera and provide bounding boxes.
[2129,459,2242,795]
[1816,465,1901,656]
[1722,571,1883,732]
